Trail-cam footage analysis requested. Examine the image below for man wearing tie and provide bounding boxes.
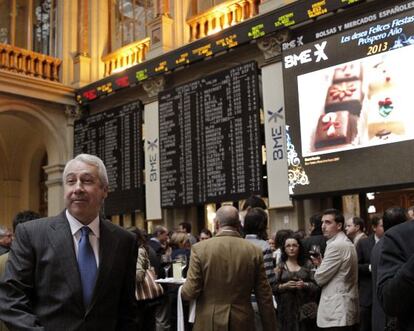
[0,154,138,331]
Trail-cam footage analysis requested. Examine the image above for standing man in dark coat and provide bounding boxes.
[303,213,327,257]
[377,206,414,331]
[372,207,405,331]
[356,216,383,331]
[0,154,138,331]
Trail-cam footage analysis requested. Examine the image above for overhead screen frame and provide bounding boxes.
[282,7,414,198]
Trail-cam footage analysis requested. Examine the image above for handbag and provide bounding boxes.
[135,268,164,301]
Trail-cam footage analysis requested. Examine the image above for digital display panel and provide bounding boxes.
[283,9,414,196]
[76,0,364,105]
[158,62,262,207]
[74,101,144,215]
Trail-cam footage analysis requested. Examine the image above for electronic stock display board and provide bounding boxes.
[283,6,414,196]
[76,0,364,106]
[159,62,262,207]
[74,101,144,215]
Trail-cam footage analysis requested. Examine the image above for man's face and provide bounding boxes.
[158,230,169,244]
[0,230,12,247]
[373,219,384,238]
[345,218,359,238]
[64,160,108,225]
[322,214,342,239]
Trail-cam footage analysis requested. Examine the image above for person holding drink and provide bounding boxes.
[275,233,319,331]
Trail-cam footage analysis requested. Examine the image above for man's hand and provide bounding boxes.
[310,255,322,267]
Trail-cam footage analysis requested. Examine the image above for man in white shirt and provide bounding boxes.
[312,208,359,331]
[0,154,138,331]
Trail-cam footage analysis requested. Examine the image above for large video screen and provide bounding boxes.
[283,9,414,196]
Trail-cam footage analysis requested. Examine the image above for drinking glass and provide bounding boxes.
[310,244,321,258]
[161,254,172,278]
[309,245,321,273]
[178,254,188,278]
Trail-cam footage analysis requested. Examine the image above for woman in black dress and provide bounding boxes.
[275,233,319,331]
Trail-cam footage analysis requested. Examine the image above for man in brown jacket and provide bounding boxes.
[181,205,276,331]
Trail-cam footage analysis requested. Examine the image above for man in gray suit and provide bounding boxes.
[0,154,138,331]
[312,208,359,331]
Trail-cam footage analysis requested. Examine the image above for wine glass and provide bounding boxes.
[310,245,321,257]
[161,254,172,279]
[309,245,321,273]
[176,254,188,279]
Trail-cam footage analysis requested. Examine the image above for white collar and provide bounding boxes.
[65,210,100,238]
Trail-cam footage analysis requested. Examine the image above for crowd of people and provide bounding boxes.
[0,154,413,331]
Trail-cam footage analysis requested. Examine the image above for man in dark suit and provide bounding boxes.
[0,154,138,331]
[356,216,383,331]
[377,207,414,331]
[303,213,327,258]
[372,207,405,331]
[147,225,170,331]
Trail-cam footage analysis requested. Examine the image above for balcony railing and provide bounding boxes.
[102,38,150,77]
[187,0,261,42]
[0,43,61,82]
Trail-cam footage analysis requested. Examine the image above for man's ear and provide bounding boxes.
[103,185,109,199]
[214,219,220,232]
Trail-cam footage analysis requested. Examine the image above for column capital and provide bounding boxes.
[65,105,82,121]
[257,30,291,62]
[142,76,165,98]
[43,164,65,188]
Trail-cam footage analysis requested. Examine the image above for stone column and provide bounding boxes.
[73,0,91,87]
[147,14,174,58]
[43,164,65,216]
[259,0,296,14]
[3,179,21,229]
[65,105,81,160]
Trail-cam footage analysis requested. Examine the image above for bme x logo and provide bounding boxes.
[284,41,328,68]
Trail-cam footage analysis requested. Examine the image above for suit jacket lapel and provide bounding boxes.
[87,219,120,314]
[47,211,83,306]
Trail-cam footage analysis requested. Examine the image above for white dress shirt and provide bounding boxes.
[66,210,100,267]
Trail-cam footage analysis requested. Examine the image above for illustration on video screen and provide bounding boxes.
[297,44,414,157]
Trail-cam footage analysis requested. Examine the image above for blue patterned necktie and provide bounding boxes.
[78,226,97,307]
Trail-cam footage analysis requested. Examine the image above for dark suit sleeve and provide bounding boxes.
[117,234,138,331]
[377,230,414,317]
[357,239,371,276]
[0,223,45,330]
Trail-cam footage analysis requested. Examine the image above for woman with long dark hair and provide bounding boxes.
[275,234,319,331]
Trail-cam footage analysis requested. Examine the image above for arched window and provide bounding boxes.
[110,0,154,51]
[0,0,56,56]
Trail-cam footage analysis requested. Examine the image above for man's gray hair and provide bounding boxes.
[153,225,167,237]
[216,206,240,228]
[63,154,109,187]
